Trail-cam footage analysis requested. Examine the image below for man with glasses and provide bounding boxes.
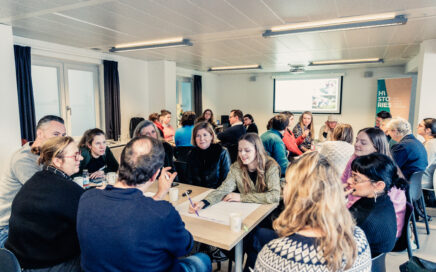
[0,115,66,247]
[218,109,246,162]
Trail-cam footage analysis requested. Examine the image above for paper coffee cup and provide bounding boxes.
[169,188,179,202]
[230,213,242,232]
[106,172,117,185]
[73,177,84,187]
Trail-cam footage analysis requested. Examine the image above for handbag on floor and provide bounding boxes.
[400,256,436,272]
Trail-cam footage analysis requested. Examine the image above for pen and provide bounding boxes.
[186,192,199,217]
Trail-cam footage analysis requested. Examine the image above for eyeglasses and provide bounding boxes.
[350,173,373,185]
[64,151,81,160]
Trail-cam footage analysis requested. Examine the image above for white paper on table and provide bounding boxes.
[144,192,155,198]
[176,190,261,225]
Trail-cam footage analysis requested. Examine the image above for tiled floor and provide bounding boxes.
[213,207,436,272]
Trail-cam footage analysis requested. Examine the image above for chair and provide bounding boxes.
[0,248,21,272]
[174,160,189,183]
[392,202,414,259]
[173,146,194,162]
[408,171,430,237]
[129,117,145,138]
[371,253,386,272]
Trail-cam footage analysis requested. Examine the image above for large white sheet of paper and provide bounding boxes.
[176,190,261,225]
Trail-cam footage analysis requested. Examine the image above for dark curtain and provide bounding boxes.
[103,60,121,141]
[193,75,202,116]
[14,45,36,142]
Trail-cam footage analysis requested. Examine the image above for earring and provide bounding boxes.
[374,190,378,203]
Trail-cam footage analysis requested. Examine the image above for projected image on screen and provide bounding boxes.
[274,77,343,114]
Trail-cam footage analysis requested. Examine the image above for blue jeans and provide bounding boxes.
[0,225,8,248]
[179,253,212,272]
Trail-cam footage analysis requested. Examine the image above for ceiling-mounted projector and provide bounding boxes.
[289,65,305,74]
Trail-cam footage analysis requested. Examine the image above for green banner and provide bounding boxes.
[376,79,391,113]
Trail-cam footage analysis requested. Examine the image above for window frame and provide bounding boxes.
[31,56,103,136]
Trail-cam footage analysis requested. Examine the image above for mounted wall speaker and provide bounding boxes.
[249,76,257,81]
[364,71,373,78]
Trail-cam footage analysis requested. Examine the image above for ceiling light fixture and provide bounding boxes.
[263,13,407,37]
[208,64,262,71]
[110,37,192,52]
[309,58,383,66]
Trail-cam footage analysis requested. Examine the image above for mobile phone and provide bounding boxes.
[182,190,192,197]
[171,182,179,187]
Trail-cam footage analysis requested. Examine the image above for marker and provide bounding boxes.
[243,224,249,232]
[186,192,199,217]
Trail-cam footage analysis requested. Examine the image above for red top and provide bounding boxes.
[283,128,304,156]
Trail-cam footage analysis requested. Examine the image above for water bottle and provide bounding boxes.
[83,169,90,188]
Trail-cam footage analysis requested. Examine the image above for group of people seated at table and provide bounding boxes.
[0,107,434,272]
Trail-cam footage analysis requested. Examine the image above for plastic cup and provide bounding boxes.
[229,213,242,232]
[169,188,179,202]
[106,172,117,185]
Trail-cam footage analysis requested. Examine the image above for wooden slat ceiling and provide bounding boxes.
[1,0,435,72]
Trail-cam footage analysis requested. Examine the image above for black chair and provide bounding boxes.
[0,248,21,272]
[408,171,430,240]
[173,146,194,162]
[129,117,145,138]
[371,253,386,272]
[174,160,189,184]
[392,202,414,259]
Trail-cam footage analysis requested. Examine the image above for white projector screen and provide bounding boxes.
[274,76,343,114]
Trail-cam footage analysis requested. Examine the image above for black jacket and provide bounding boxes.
[217,124,246,147]
[246,123,258,134]
[6,167,84,269]
[186,144,231,188]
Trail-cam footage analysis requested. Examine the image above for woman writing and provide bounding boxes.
[254,152,371,271]
[346,153,408,257]
[189,133,280,211]
[186,122,231,188]
[342,127,406,238]
[77,128,119,179]
[5,137,85,271]
[292,111,314,152]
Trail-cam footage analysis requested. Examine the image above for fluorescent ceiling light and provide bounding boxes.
[208,64,262,71]
[110,37,192,52]
[309,58,383,66]
[263,13,407,37]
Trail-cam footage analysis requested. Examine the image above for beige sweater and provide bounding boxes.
[203,156,281,206]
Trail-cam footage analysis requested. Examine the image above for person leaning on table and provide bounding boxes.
[189,132,280,211]
[77,136,211,272]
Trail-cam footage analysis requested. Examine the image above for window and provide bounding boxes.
[176,76,193,123]
[32,57,102,137]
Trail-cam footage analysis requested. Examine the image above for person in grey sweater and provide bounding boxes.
[0,115,65,247]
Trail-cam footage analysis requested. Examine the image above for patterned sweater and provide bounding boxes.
[254,227,371,272]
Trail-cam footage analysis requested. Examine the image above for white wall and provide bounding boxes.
[415,39,436,128]
[210,67,416,137]
[0,25,21,176]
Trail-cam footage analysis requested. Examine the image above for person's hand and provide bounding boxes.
[343,182,355,197]
[223,193,241,202]
[302,129,310,138]
[324,122,329,132]
[90,170,105,179]
[153,167,177,200]
[189,201,205,214]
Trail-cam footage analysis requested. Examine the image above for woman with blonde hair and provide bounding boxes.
[5,136,85,271]
[254,152,371,272]
[292,111,314,152]
[189,132,280,209]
